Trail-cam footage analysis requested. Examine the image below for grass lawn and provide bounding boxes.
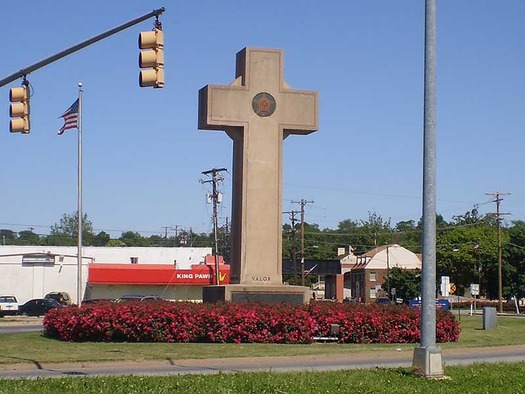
[0,363,524,393]
[0,314,523,365]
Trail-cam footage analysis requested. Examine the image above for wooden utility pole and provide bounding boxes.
[386,245,390,300]
[485,192,510,313]
[201,168,228,285]
[284,210,299,284]
[292,199,314,286]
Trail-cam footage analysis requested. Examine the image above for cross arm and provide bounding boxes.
[198,84,249,131]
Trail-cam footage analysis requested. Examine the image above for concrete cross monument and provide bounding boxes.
[198,47,318,303]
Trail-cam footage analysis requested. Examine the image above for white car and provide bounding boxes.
[0,295,19,317]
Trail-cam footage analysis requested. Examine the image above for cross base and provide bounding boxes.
[202,284,311,304]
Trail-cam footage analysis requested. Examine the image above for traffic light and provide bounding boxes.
[9,84,30,133]
[139,28,164,88]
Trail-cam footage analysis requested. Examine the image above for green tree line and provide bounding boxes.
[2,207,524,301]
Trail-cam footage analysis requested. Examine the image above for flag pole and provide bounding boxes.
[77,82,83,306]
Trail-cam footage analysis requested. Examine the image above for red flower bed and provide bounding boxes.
[43,301,460,344]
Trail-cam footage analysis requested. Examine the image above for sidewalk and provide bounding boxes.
[1,345,524,376]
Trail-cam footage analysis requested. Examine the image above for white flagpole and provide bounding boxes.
[77,82,83,306]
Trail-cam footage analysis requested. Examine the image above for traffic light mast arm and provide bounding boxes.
[0,7,165,88]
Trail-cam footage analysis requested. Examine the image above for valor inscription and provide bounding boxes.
[252,276,271,282]
[252,92,276,117]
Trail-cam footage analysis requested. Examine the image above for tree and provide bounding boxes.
[360,211,392,248]
[16,230,41,245]
[49,212,94,246]
[92,231,111,247]
[436,215,498,298]
[385,267,421,302]
[119,231,149,247]
[335,214,394,255]
[393,220,420,253]
[503,221,525,301]
[0,229,17,245]
[106,239,126,247]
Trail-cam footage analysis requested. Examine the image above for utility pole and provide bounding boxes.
[162,225,179,241]
[485,192,511,313]
[284,210,299,284]
[292,199,314,286]
[162,226,170,239]
[386,245,390,300]
[201,168,228,285]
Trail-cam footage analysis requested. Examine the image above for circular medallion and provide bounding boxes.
[252,92,276,117]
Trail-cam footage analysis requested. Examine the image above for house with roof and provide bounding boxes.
[343,244,422,303]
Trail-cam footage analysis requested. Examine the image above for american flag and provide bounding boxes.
[58,99,79,135]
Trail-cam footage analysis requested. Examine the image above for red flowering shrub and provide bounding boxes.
[43,301,460,344]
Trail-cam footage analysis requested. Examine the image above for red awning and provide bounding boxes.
[88,263,230,285]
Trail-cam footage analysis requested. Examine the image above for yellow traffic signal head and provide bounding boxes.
[139,29,163,50]
[139,28,164,88]
[9,85,30,133]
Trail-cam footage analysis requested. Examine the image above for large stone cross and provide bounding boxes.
[198,47,318,286]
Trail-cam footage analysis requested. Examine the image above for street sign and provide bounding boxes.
[440,276,450,296]
[470,283,479,296]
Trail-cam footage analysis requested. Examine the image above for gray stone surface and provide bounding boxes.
[199,48,318,288]
[202,284,310,304]
[483,307,497,329]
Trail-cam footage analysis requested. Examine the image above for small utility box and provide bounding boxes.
[483,307,497,330]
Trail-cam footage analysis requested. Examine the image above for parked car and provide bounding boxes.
[81,299,114,306]
[18,298,65,317]
[114,295,163,303]
[0,295,19,317]
[44,292,72,306]
[375,296,392,305]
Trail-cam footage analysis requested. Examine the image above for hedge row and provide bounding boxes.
[43,301,460,344]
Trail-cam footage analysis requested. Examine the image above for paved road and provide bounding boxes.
[0,317,43,334]
[0,324,43,334]
[1,345,524,379]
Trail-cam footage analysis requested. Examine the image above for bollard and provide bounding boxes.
[483,307,497,330]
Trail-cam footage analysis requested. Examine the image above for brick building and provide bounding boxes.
[344,244,422,303]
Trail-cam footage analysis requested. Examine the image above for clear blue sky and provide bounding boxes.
[1,1,523,238]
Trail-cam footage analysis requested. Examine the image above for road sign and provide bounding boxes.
[470,283,479,296]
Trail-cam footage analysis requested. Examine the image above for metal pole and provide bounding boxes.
[412,0,443,377]
[420,0,437,349]
[77,83,83,306]
[0,8,165,88]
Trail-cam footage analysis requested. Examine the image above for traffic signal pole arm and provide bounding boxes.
[0,7,165,89]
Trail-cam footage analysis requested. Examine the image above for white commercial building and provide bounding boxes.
[0,246,225,304]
